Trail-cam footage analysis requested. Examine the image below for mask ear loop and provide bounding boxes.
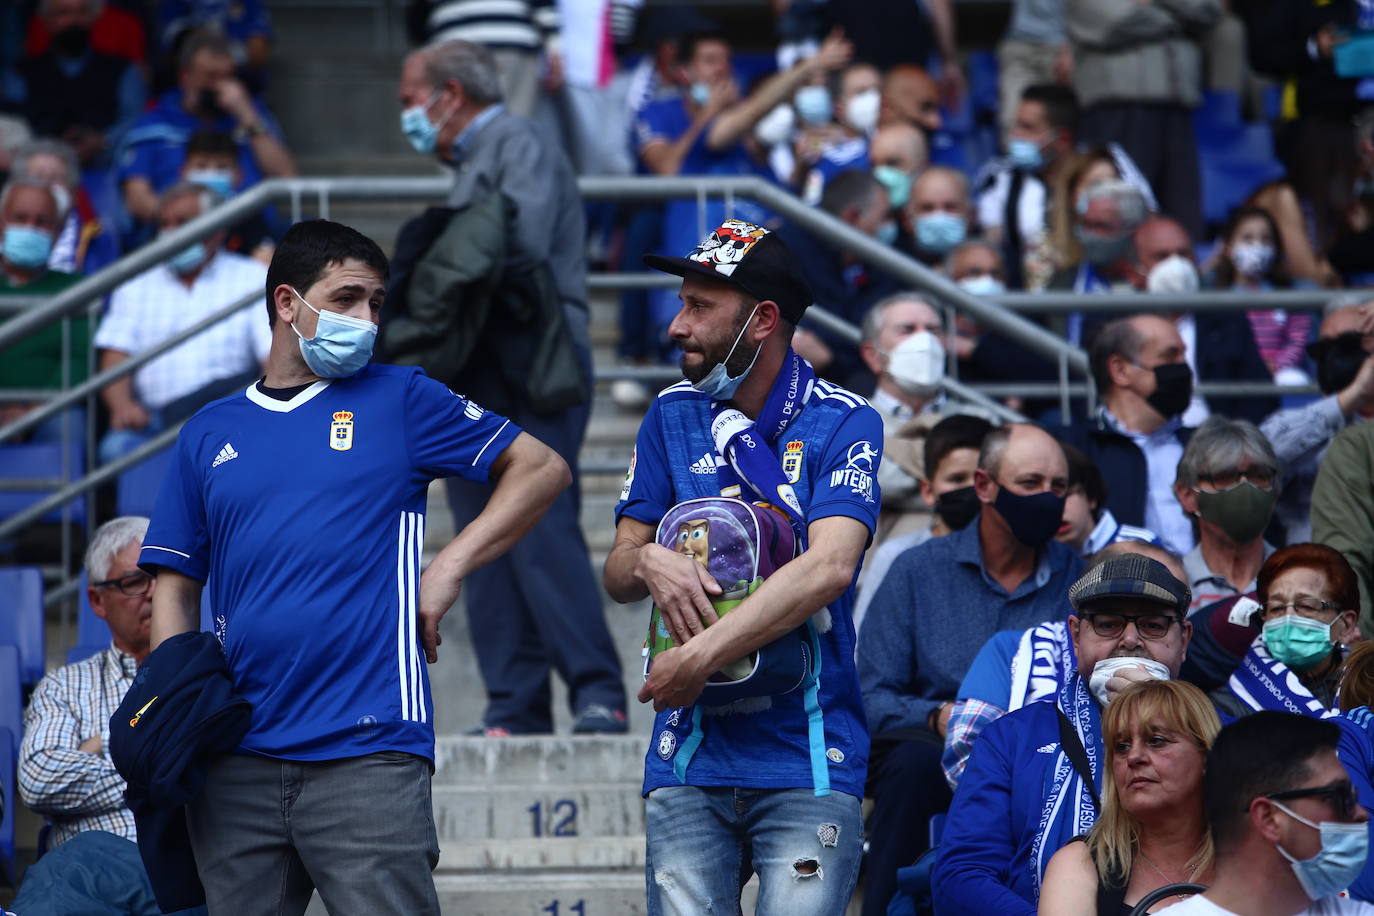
[287,287,320,342]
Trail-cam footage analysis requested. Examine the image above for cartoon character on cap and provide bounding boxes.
[693,219,769,267]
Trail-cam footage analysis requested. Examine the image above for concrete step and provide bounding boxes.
[433,784,644,842]
[439,835,645,872]
[433,736,645,786]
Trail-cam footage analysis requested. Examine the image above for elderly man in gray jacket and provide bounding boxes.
[396,39,627,736]
[1066,0,1221,239]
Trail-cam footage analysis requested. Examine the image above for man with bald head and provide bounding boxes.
[868,121,928,214]
[908,166,971,266]
[859,422,1082,916]
[1058,313,1196,555]
[1130,215,1277,424]
[880,64,943,135]
[1264,299,1374,543]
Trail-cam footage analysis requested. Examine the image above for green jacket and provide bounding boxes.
[1312,421,1374,631]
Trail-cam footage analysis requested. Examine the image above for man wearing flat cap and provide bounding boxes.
[604,219,883,914]
[934,553,1194,916]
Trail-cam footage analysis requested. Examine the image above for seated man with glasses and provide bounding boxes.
[13,516,201,915]
[1174,415,1281,615]
[933,552,1193,915]
[1163,711,1374,915]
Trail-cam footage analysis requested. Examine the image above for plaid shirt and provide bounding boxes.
[18,645,138,847]
[941,697,1006,790]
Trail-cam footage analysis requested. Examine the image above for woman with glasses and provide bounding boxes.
[1215,543,1361,720]
[1038,678,1222,914]
[1172,416,1281,615]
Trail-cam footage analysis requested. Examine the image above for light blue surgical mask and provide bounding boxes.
[689,82,711,107]
[692,304,761,400]
[873,165,912,210]
[168,241,207,275]
[2,225,52,269]
[1007,137,1044,171]
[1273,800,1369,901]
[876,220,898,246]
[290,288,378,378]
[915,212,966,255]
[400,91,451,155]
[185,168,235,198]
[795,85,832,126]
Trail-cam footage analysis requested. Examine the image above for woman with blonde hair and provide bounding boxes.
[1038,679,1222,914]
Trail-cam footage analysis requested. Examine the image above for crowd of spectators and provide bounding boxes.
[13,1,1374,915]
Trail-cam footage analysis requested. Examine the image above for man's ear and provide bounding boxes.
[1107,352,1134,390]
[88,586,109,621]
[272,284,298,326]
[973,466,997,504]
[753,299,782,341]
[860,340,885,376]
[1175,483,1198,517]
[1251,798,1285,845]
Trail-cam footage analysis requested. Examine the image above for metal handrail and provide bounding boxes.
[583,273,1345,312]
[0,175,1088,376]
[0,420,184,542]
[0,288,261,444]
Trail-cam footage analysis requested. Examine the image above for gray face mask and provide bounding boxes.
[1195,481,1277,544]
[1075,226,1133,268]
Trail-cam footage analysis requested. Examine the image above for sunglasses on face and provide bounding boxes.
[1265,782,1361,821]
[1083,613,1178,640]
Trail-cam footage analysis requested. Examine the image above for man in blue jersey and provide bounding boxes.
[604,218,882,914]
[139,219,570,914]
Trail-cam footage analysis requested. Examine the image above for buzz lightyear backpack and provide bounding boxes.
[644,496,811,704]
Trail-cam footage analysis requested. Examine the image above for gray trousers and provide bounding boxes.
[187,752,440,915]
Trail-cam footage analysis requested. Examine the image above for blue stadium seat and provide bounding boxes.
[0,726,15,886]
[968,50,1000,119]
[0,644,21,885]
[0,566,46,691]
[0,440,86,527]
[1194,90,1242,128]
[1195,122,1285,226]
[116,447,174,518]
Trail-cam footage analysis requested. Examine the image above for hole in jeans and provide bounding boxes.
[791,857,823,880]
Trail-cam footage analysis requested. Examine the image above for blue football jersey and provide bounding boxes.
[615,378,882,799]
[140,364,521,761]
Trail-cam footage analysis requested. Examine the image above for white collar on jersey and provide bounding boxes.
[244,379,332,413]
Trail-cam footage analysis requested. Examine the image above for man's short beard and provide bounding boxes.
[681,303,758,384]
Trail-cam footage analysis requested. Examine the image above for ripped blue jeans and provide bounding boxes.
[644,786,864,916]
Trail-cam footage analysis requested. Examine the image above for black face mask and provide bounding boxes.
[51,25,90,58]
[934,486,981,531]
[992,485,1065,547]
[196,88,225,119]
[1310,332,1371,395]
[1145,362,1193,420]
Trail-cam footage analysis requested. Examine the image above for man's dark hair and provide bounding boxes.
[1204,712,1341,856]
[1021,84,1078,136]
[1062,442,1107,512]
[676,31,728,66]
[820,169,884,218]
[264,220,388,327]
[1088,316,1146,393]
[178,29,235,72]
[924,414,993,481]
[185,130,237,161]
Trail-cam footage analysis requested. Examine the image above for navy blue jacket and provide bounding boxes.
[1054,416,1194,531]
[110,632,251,913]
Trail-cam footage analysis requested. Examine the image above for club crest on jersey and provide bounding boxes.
[330,410,354,451]
[782,439,804,483]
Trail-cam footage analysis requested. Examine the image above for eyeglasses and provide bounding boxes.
[92,570,153,597]
[1083,613,1178,640]
[1197,466,1276,492]
[1265,782,1361,821]
[1262,597,1341,619]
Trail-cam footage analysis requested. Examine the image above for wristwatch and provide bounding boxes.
[235,121,267,142]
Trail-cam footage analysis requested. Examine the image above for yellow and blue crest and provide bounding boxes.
[330,410,354,451]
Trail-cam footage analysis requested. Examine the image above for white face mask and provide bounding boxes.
[754,103,796,147]
[1231,241,1275,278]
[885,330,945,397]
[958,275,1006,296]
[1088,656,1171,707]
[844,88,880,134]
[1146,254,1199,295]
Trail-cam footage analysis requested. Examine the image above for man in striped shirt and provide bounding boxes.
[19,516,150,848]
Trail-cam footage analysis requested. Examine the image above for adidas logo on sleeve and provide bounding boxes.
[211,443,239,468]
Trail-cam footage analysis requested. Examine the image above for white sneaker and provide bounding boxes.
[611,379,650,410]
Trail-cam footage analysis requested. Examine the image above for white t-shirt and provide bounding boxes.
[1160,894,1374,915]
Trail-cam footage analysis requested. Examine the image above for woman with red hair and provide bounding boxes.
[1215,542,1361,719]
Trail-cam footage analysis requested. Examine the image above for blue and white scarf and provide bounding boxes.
[1227,638,1338,719]
[1031,671,1102,895]
[1007,622,1074,712]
